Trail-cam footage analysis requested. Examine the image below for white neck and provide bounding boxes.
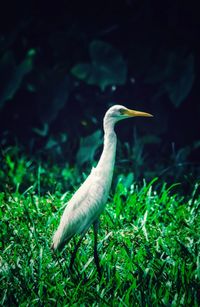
[95,116,117,179]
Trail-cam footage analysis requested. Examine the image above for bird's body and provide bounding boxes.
[52,105,153,269]
[52,108,117,250]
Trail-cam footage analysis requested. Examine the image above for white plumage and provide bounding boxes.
[52,105,153,268]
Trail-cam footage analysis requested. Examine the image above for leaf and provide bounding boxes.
[141,134,161,144]
[164,53,195,107]
[76,129,103,165]
[145,50,195,107]
[71,63,91,80]
[71,40,127,91]
[118,173,134,189]
[37,74,70,123]
[0,49,36,108]
[0,51,16,107]
[144,49,174,84]
[33,123,49,137]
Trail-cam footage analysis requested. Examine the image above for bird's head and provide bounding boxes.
[105,105,153,123]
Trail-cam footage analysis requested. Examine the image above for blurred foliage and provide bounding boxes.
[0,144,199,196]
[71,40,127,91]
[0,1,199,178]
[76,129,103,165]
[0,49,36,107]
[144,51,195,107]
[0,146,83,194]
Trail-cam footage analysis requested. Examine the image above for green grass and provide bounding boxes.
[0,159,199,306]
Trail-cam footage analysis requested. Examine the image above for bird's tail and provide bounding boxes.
[51,226,72,251]
[51,229,62,250]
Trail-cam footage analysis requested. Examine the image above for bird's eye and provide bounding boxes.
[119,108,125,115]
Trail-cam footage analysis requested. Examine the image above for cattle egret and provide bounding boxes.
[52,105,153,275]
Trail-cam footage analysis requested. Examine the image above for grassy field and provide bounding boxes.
[0,157,199,306]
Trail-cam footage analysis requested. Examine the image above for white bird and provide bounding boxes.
[52,105,153,275]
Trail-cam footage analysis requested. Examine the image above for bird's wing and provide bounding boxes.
[52,169,108,250]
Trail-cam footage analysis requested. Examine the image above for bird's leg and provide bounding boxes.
[93,220,102,278]
[69,235,84,271]
[51,248,67,278]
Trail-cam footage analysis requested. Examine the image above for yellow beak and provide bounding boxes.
[124,108,153,117]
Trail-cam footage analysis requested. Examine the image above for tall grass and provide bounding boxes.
[0,167,199,306]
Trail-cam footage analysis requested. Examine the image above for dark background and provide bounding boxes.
[0,0,199,185]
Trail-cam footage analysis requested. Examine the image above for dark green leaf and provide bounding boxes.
[0,49,36,108]
[145,51,195,107]
[0,51,16,107]
[71,63,91,80]
[37,75,70,123]
[76,129,103,165]
[165,54,195,107]
[71,40,127,91]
